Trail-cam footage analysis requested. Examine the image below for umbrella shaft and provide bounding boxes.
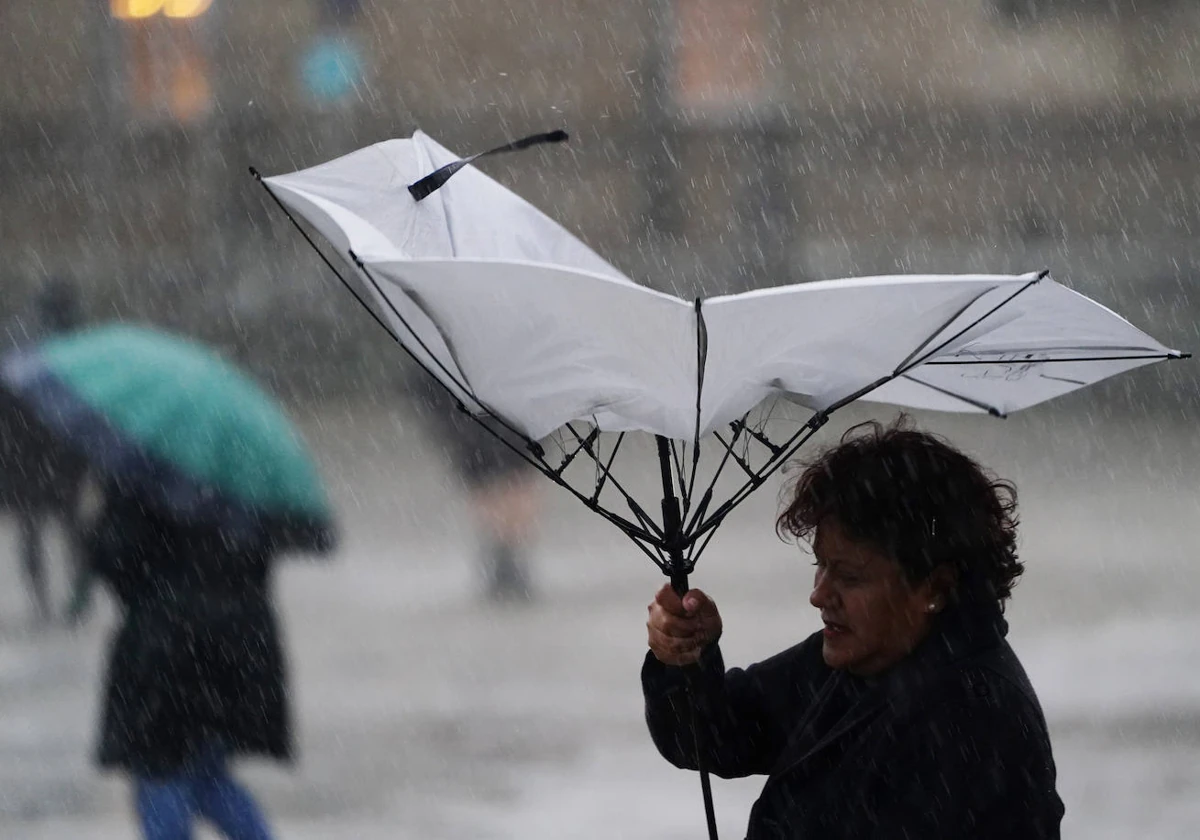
[656,435,690,594]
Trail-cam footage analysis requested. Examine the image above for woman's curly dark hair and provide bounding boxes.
[777,416,1023,611]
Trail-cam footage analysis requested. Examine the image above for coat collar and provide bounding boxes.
[769,597,1008,781]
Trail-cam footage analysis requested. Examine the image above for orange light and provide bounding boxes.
[164,0,214,19]
[111,0,165,19]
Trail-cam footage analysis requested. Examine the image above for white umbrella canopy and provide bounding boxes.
[262,131,1181,443]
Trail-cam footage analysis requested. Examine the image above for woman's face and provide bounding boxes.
[809,518,942,677]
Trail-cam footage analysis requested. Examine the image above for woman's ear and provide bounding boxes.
[924,564,959,613]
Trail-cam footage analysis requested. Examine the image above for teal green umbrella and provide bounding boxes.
[0,324,335,553]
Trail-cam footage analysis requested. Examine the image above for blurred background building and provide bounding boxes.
[2,0,1197,403]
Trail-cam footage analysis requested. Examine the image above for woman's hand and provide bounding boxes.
[647,583,723,666]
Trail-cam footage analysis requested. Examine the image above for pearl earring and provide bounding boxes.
[927,602,938,613]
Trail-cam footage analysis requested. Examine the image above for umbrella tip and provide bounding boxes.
[248,166,262,180]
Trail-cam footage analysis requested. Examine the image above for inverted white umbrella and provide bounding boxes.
[253,131,1186,838]
[254,129,1183,567]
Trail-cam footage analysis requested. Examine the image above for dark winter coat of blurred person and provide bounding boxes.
[643,418,1064,839]
[0,277,89,623]
[88,490,290,840]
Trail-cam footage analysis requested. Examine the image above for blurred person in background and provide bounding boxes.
[87,487,292,840]
[409,373,542,603]
[643,418,1064,839]
[0,277,90,624]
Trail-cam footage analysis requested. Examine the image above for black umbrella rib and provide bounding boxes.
[552,425,601,478]
[618,527,670,572]
[671,438,688,509]
[350,253,488,406]
[548,462,664,549]
[252,170,407,347]
[563,423,666,541]
[684,298,708,514]
[939,343,1165,356]
[925,353,1183,365]
[897,274,1045,376]
[729,417,785,458]
[590,431,625,504]
[688,411,834,545]
[681,414,749,536]
[683,489,714,565]
[687,415,829,546]
[711,430,757,479]
[898,374,1005,417]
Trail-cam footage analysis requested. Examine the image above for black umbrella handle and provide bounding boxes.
[671,570,689,598]
[656,436,720,840]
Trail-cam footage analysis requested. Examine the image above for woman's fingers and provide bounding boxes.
[647,624,704,665]
[647,583,724,665]
[652,583,691,617]
[651,608,699,639]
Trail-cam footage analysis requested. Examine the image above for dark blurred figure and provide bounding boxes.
[0,277,90,624]
[88,488,289,840]
[410,375,543,603]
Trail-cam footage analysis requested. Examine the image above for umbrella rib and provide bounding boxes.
[563,423,666,541]
[937,343,1170,356]
[551,425,601,478]
[897,273,1046,376]
[620,527,670,572]
[351,254,483,407]
[689,414,830,545]
[252,170,407,348]
[684,297,708,515]
[711,430,757,479]
[671,439,687,508]
[682,415,749,536]
[688,511,728,567]
[729,416,785,458]
[683,489,714,563]
[1038,373,1088,386]
[898,374,1006,417]
[925,353,1183,365]
[590,431,625,504]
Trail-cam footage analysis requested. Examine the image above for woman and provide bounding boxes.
[88,490,290,840]
[643,418,1064,839]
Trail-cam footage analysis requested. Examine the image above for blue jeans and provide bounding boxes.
[133,746,275,840]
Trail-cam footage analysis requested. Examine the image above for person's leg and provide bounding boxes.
[472,470,541,601]
[134,773,197,840]
[62,508,95,624]
[191,750,275,840]
[17,509,49,622]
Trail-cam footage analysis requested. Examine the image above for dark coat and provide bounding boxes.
[89,496,291,777]
[0,283,88,516]
[643,602,1064,839]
